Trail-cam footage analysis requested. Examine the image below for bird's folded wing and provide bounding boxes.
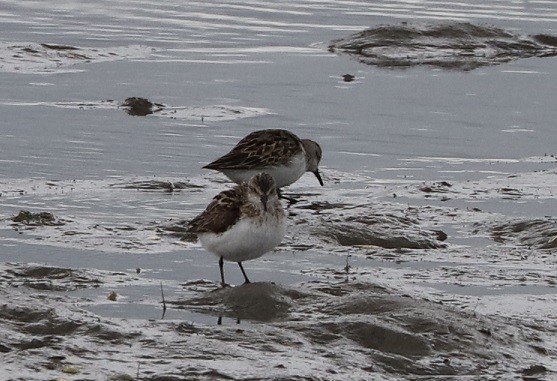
[188,189,243,234]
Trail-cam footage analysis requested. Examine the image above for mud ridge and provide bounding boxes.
[173,282,309,322]
[477,218,557,250]
[289,202,447,250]
[3,263,101,291]
[329,22,557,70]
[0,42,153,73]
[110,179,205,192]
[16,98,271,122]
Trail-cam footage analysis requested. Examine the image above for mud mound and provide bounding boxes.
[0,42,153,73]
[287,282,553,377]
[305,211,446,250]
[3,263,101,291]
[329,22,557,70]
[317,222,444,249]
[0,289,140,355]
[117,98,271,121]
[174,282,308,321]
[481,218,557,249]
[110,179,204,192]
[175,280,554,376]
[24,99,271,122]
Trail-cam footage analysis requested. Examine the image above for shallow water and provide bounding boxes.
[1,0,557,380]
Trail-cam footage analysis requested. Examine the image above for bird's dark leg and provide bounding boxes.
[277,188,298,205]
[237,262,251,284]
[219,256,227,288]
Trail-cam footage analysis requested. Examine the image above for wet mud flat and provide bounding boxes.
[1,165,556,380]
[1,263,554,381]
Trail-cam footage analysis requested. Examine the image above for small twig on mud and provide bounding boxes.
[344,254,351,283]
[344,254,351,273]
[136,362,141,379]
[160,282,167,319]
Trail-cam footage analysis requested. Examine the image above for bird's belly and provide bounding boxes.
[198,216,286,263]
[222,155,306,188]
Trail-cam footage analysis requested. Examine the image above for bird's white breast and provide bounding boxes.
[198,214,286,263]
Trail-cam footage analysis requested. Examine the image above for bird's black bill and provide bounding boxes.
[313,170,324,186]
[260,195,268,211]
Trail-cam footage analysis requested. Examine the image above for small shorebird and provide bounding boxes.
[188,173,286,287]
[203,129,324,189]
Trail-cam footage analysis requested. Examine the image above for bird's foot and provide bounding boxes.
[220,282,231,289]
[280,194,299,205]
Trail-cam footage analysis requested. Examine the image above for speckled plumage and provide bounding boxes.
[204,129,323,188]
[188,173,286,286]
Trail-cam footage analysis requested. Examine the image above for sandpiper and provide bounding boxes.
[188,173,286,287]
[203,129,323,189]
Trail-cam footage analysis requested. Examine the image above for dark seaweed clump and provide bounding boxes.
[11,210,65,226]
[121,97,164,116]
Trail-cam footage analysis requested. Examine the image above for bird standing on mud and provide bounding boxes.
[188,173,286,287]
